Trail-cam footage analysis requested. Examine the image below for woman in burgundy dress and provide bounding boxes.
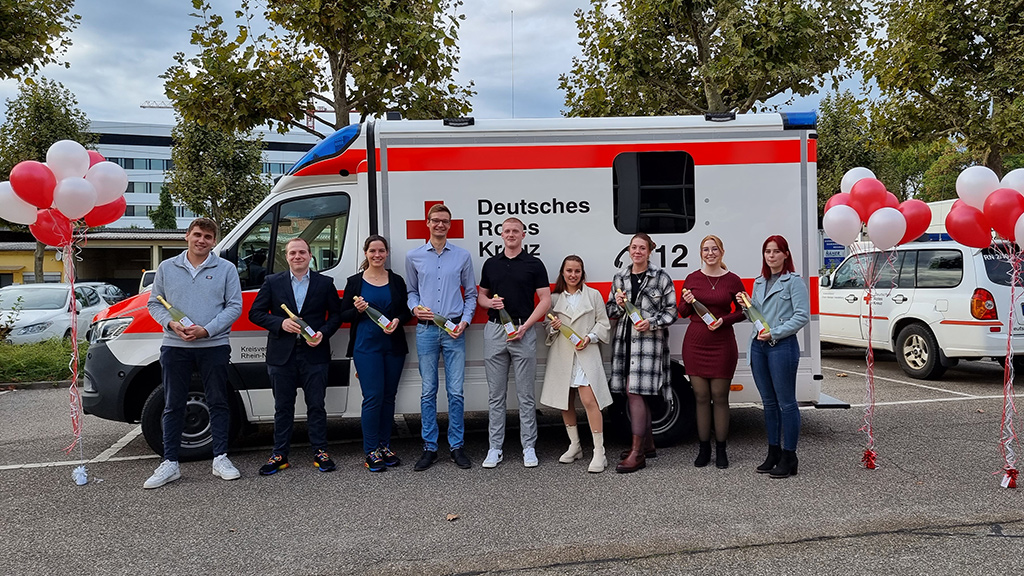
[679,235,745,469]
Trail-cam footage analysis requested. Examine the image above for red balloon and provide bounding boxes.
[849,178,888,222]
[87,150,106,168]
[945,203,992,248]
[9,160,57,209]
[983,187,1024,241]
[84,196,126,227]
[824,192,852,213]
[898,199,931,244]
[29,208,73,247]
[884,192,900,209]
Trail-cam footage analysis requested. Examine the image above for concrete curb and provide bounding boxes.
[2,380,82,391]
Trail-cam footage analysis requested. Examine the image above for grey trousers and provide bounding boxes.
[483,320,539,451]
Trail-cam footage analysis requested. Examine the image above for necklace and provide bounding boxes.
[706,273,722,291]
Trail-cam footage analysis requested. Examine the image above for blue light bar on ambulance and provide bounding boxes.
[287,123,362,175]
[781,111,817,130]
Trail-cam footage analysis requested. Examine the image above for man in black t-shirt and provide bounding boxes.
[477,217,551,468]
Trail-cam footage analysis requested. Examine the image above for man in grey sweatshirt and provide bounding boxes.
[143,217,243,489]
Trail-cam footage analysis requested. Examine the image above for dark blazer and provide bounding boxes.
[338,269,412,357]
[248,269,342,366]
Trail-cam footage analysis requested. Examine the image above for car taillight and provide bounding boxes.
[971,288,997,320]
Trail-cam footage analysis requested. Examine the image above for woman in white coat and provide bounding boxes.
[541,255,612,473]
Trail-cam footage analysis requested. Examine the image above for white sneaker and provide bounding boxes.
[482,448,503,468]
[212,454,240,480]
[523,447,539,468]
[143,460,180,489]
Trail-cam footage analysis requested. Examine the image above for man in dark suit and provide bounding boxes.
[248,238,342,474]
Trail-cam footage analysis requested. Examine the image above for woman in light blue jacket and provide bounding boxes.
[738,235,810,479]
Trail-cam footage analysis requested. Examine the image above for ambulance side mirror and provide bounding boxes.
[820,275,831,288]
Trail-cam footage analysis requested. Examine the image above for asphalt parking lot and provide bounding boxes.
[2,347,1024,575]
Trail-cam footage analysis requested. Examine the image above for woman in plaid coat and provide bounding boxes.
[606,233,677,473]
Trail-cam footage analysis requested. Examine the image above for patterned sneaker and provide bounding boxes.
[143,460,180,489]
[314,450,336,472]
[365,449,386,472]
[212,454,241,481]
[379,446,401,467]
[259,454,290,476]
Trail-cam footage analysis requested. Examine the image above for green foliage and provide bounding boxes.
[166,120,270,233]
[0,77,93,180]
[0,339,88,383]
[0,0,79,80]
[817,91,874,216]
[163,0,474,137]
[864,0,1024,176]
[0,295,23,341]
[559,0,866,116]
[148,185,179,230]
[918,143,978,203]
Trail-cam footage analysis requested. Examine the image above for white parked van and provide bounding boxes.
[820,240,1021,379]
[83,112,827,459]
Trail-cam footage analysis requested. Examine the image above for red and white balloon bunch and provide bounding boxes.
[945,166,1024,248]
[0,140,128,247]
[822,167,931,250]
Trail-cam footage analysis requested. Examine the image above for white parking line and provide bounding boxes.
[0,390,9,397]
[848,394,1017,408]
[822,365,978,397]
[90,426,143,463]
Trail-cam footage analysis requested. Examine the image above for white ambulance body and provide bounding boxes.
[83,112,825,460]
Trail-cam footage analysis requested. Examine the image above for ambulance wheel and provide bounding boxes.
[895,323,947,380]
[140,381,242,462]
[608,363,695,447]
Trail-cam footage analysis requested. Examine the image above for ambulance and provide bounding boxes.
[83,112,828,460]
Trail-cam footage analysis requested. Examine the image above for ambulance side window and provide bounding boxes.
[612,151,696,234]
[228,193,350,289]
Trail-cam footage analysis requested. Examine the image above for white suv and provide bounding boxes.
[820,240,1021,379]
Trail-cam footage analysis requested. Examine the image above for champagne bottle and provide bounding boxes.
[547,313,584,348]
[738,292,771,336]
[616,289,644,327]
[357,296,398,331]
[280,303,318,341]
[682,288,718,327]
[156,295,194,327]
[418,305,458,335]
[493,293,518,338]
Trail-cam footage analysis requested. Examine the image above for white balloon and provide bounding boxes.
[867,207,907,251]
[840,167,876,195]
[956,165,1000,210]
[1015,214,1024,250]
[46,140,90,181]
[0,181,38,225]
[53,177,97,220]
[823,204,862,246]
[1001,169,1024,194]
[85,161,129,205]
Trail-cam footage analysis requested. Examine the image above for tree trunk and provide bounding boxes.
[984,145,1004,179]
[34,241,44,283]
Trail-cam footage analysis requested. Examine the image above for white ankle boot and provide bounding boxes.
[559,425,584,463]
[588,431,607,473]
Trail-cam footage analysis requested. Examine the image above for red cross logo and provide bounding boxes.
[406,200,465,240]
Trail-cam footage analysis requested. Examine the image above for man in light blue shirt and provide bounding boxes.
[406,203,477,471]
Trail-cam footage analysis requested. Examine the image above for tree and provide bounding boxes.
[163,0,474,138]
[0,0,79,80]
[558,0,865,117]
[863,0,1024,177]
[166,120,270,232]
[816,91,875,218]
[148,185,178,230]
[0,78,92,281]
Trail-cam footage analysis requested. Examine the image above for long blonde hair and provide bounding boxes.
[700,234,727,270]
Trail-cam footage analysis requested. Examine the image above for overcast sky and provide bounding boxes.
[0,0,819,131]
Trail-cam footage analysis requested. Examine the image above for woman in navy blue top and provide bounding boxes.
[339,235,412,472]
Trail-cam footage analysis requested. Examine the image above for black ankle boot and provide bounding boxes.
[694,440,711,467]
[715,441,728,469]
[756,445,781,474]
[769,449,798,478]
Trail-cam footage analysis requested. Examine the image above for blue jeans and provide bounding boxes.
[160,345,232,462]
[416,323,466,452]
[267,347,329,457]
[354,350,407,454]
[749,335,801,451]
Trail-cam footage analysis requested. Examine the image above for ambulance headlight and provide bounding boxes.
[89,318,133,343]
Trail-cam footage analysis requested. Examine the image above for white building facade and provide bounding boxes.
[91,121,318,229]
